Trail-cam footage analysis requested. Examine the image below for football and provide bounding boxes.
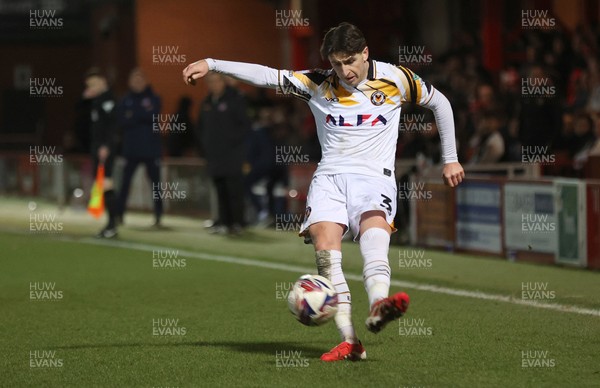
[287,274,338,326]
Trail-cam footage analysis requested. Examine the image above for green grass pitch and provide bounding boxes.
[1,198,599,387]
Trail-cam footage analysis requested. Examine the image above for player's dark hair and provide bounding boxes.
[320,22,367,60]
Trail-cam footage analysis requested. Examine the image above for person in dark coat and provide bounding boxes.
[167,96,194,157]
[196,73,250,234]
[245,104,276,224]
[116,68,163,226]
[83,69,118,238]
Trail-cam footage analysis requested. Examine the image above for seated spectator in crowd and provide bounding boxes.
[519,65,561,148]
[572,112,598,170]
[468,109,505,164]
[586,59,600,113]
[587,115,600,157]
[500,117,522,162]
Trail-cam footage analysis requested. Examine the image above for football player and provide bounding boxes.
[183,22,464,361]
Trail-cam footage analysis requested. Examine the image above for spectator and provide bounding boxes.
[196,73,250,235]
[115,68,163,227]
[167,96,194,157]
[470,83,496,115]
[586,59,600,113]
[572,112,597,170]
[500,118,521,162]
[245,104,275,224]
[519,65,561,147]
[468,110,506,164]
[587,117,600,157]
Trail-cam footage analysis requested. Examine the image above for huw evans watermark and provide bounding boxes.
[521,214,556,233]
[152,318,187,336]
[275,146,309,165]
[521,78,555,97]
[29,9,63,29]
[521,350,555,368]
[521,145,555,165]
[152,249,186,269]
[29,213,63,233]
[152,46,186,65]
[521,282,555,300]
[153,182,187,201]
[29,350,63,368]
[521,10,555,30]
[275,282,295,301]
[398,181,432,201]
[30,282,63,301]
[275,350,309,367]
[399,249,432,269]
[153,114,187,133]
[30,146,63,165]
[275,9,309,28]
[275,214,303,232]
[399,318,433,336]
[30,78,63,97]
[398,45,432,67]
[400,113,433,132]
[275,73,306,97]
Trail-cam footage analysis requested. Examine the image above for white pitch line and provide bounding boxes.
[79,237,600,318]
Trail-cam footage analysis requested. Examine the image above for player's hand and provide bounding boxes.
[98,146,109,162]
[182,59,209,86]
[442,162,464,187]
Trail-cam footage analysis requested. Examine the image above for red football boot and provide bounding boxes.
[365,292,410,333]
[320,341,367,362]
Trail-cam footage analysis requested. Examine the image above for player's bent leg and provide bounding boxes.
[309,221,344,252]
[359,211,391,306]
[310,222,365,361]
[359,211,409,333]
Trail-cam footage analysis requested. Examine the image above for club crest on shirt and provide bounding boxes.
[370,91,386,106]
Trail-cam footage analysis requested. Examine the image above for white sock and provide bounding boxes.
[360,228,391,308]
[316,249,357,343]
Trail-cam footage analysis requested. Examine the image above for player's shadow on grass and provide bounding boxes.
[209,340,325,358]
[54,340,325,358]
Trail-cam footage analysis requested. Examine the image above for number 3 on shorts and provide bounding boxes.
[380,194,392,216]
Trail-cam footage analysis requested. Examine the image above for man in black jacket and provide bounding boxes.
[83,69,118,238]
[116,68,163,226]
[197,73,249,234]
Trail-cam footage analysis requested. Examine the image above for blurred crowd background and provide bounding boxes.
[1,0,600,226]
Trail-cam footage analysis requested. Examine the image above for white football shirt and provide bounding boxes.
[206,58,458,181]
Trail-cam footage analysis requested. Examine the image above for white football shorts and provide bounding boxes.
[299,173,397,240]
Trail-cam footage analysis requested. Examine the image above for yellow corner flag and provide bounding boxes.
[87,164,105,218]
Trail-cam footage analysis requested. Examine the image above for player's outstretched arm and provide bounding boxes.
[183,58,280,89]
[182,60,210,85]
[423,88,465,187]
